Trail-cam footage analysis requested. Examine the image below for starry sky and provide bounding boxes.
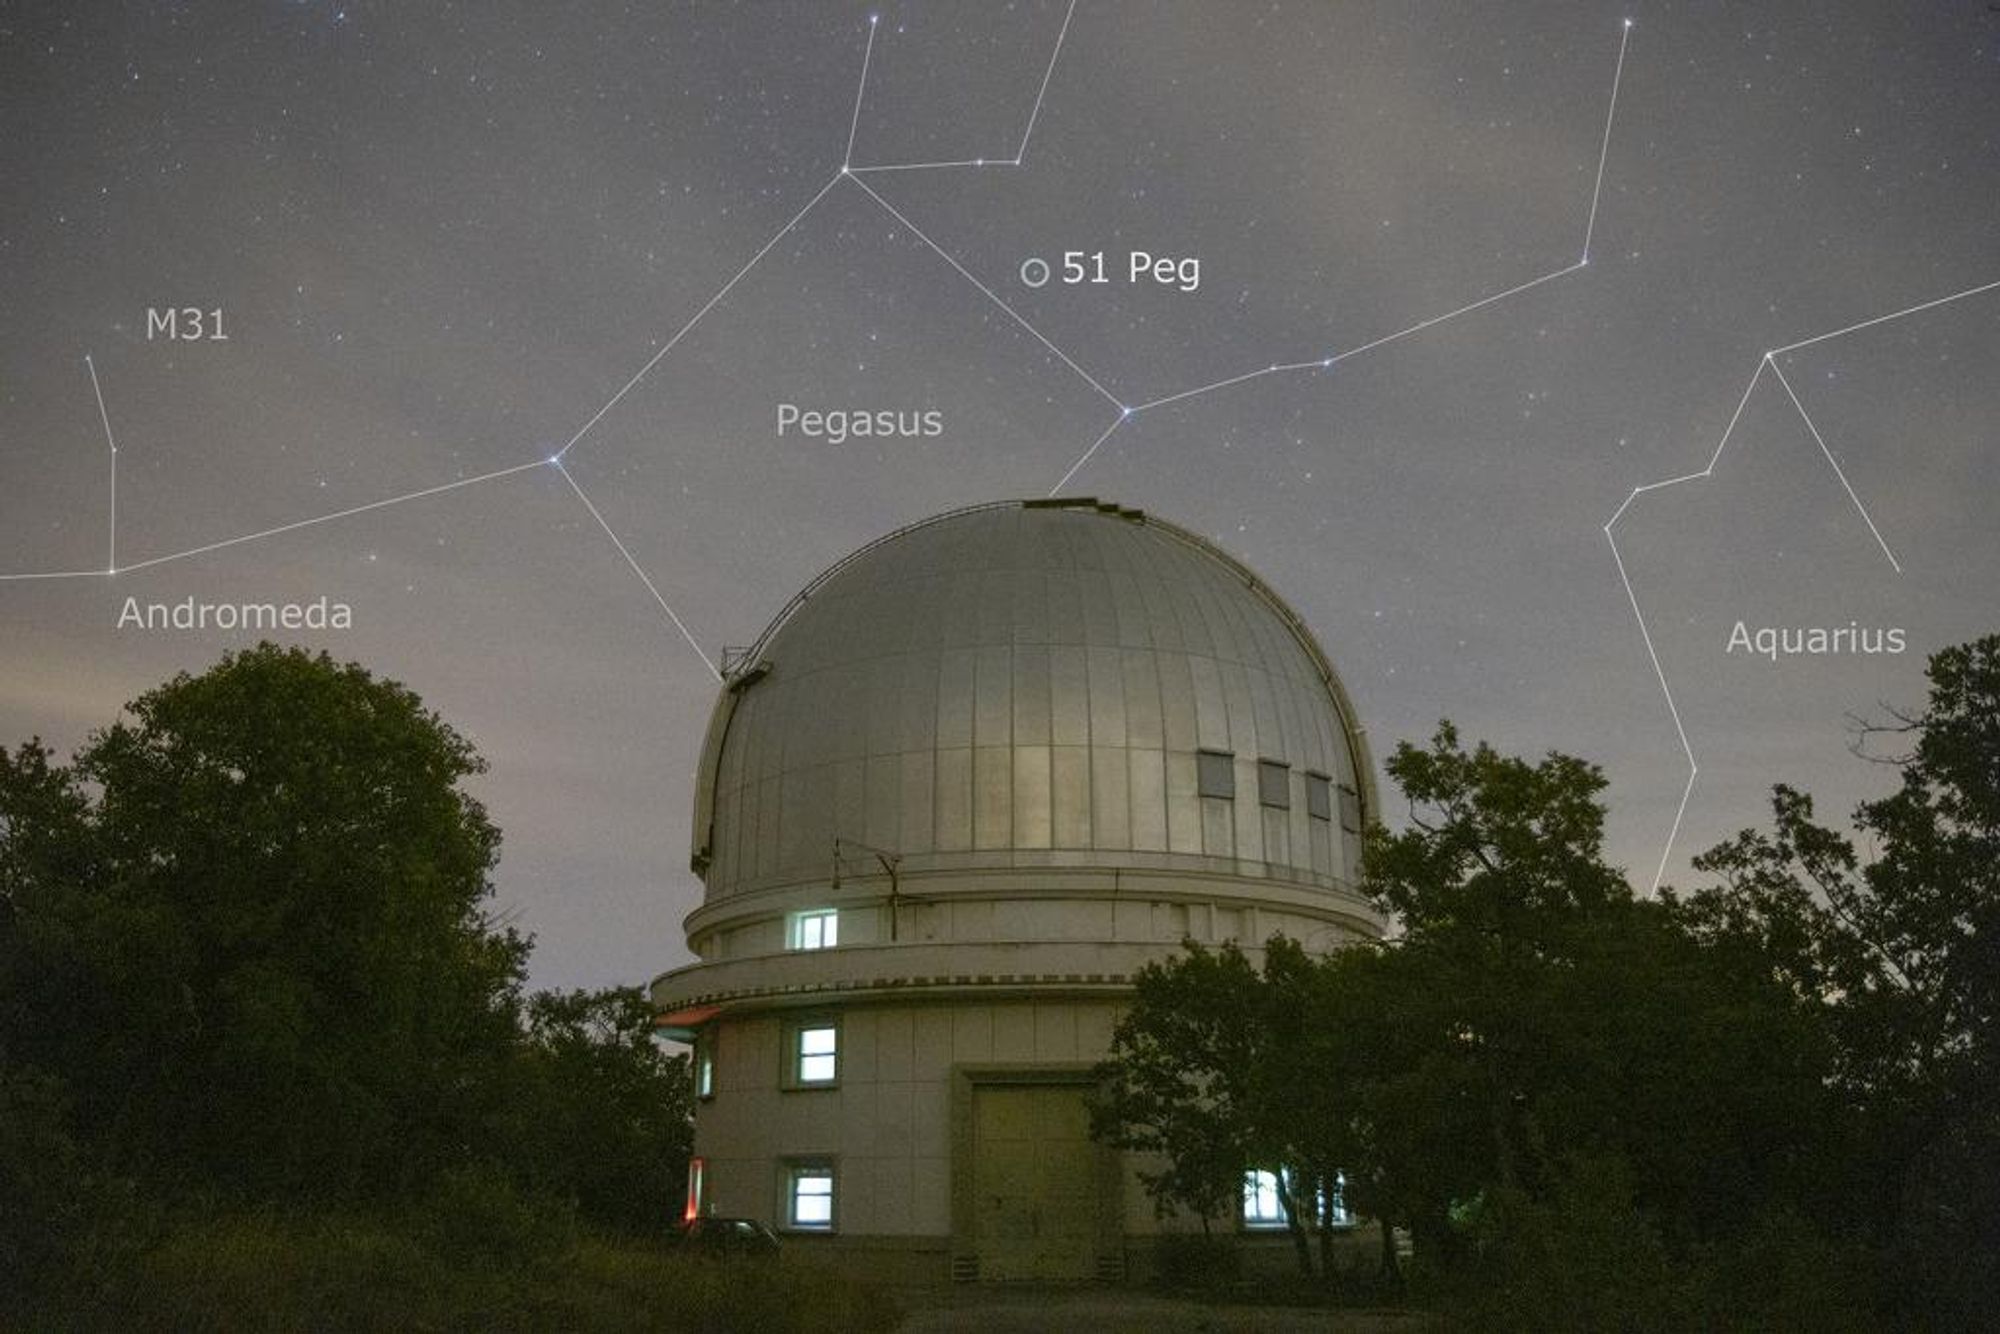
[2,1,1996,991]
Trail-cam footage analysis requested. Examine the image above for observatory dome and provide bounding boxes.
[689,498,1376,905]
[660,499,1383,1279]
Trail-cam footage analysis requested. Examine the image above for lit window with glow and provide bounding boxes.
[695,1036,715,1100]
[787,1163,835,1230]
[787,908,838,950]
[683,1157,705,1225]
[796,1024,838,1085]
[1242,1168,1351,1229]
[1243,1168,1288,1228]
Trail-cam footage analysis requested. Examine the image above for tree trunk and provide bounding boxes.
[1279,1177,1316,1278]
[1378,1214,1402,1288]
[1316,1185,1335,1282]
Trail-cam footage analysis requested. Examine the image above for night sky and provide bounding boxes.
[3,2,1995,991]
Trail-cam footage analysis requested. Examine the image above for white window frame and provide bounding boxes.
[793,1022,838,1087]
[787,908,839,950]
[784,1161,836,1232]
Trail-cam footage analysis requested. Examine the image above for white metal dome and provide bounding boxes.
[690,499,1376,903]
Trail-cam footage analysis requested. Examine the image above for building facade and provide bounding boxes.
[651,498,1384,1281]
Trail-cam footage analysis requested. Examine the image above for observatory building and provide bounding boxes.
[652,498,1383,1282]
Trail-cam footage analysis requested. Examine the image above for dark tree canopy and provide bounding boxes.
[1,643,529,1201]
[1682,634,2000,1327]
[505,985,696,1234]
[1093,723,1849,1324]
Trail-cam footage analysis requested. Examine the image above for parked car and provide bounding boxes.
[678,1216,781,1258]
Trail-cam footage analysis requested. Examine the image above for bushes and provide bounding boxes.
[39,1201,900,1333]
[1444,1157,1676,1333]
[1434,1157,1882,1333]
[1152,1230,1242,1292]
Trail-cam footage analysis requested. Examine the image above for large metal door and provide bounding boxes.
[972,1085,1097,1280]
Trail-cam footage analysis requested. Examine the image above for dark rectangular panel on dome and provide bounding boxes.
[1305,771,1333,822]
[1338,784,1363,834]
[1196,749,1235,799]
[1257,760,1291,809]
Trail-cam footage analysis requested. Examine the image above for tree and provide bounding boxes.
[1091,940,1266,1234]
[0,642,528,1203]
[1683,634,2000,1327]
[1094,722,1844,1313]
[1361,726,1836,1272]
[501,986,695,1234]
[1090,936,1363,1280]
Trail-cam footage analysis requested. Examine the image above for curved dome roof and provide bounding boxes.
[690,499,1375,900]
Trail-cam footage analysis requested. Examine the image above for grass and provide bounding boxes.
[20,1208,901,1333]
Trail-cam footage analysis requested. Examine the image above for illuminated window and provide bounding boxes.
[1243,1169,1287,1228]
[795,1024,838,1085]
[788,908,838,950]
[786,1162,835,1231]
[695,1037,715,1100]
[683,1157,706,1224]
[1324,1172,1352,1226]
[1242,1168,1351,1229]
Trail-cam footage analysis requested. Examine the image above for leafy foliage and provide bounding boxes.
[1094,722,1849,1320]
[1681,634,2000,1328]
[1,644,527,1202]
[505,986,696,1233]
[0,645,704,1324]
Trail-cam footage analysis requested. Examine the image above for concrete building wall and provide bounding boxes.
[697,998,1122,1237]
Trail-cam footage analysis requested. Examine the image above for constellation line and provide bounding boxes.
[1768,359,1902,573]
[554,461,720,681]
[847,0,1080,174]
[845,15,878,169]
[86,354,118,574]
[554,173,843,464]
[847,173,1124,410]
[1769,277,2000,357]
[1017,0,1079,163]
[1606,276,1994,889]
[1048,413,1127,495]
[1582,20,1633,263]
[849,159,1019,174]
[115,460,550,576]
